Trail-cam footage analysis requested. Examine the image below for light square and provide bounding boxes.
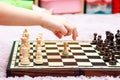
[89,59,104,62]
[71,50,84,53]
[47,55,61,59]
[74,55,88,59]
[85,53,99,56]
[48,62,63,67]
[46,50,59,53]
[45,45,57,47]
[62,59,76,62]
[82,47,94,50]
[68,44,80,47]
[79,42,90,45]
[77,62,92,67]
[18,62,33,67]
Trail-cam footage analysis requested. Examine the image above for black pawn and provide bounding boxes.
[109,51,117,65]
[109,33,115,50]
[96,35,103,51]
[92,33,97,44]
[104,31,111,46]
[103,47,110,62]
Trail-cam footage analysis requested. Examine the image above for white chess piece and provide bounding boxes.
[21,37,30,50]
[62,42,69,56]
[20,46,30,65]
[35,50,43,64]
[22,29,29,39]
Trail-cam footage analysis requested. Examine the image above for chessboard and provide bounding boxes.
[6,40,120,77]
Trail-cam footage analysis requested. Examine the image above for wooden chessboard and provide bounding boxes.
[6,41,120,77]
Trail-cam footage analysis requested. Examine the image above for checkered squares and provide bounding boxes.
[9,41,120,69]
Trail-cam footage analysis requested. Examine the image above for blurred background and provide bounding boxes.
[0,0,119,14]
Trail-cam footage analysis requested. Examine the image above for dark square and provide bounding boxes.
[68,42,79,45]
[43,56,47,59]
[18,45,21,47]
[80,45,92,47]
[76,59,90,62]
[15,62,19,66]
[30,59,33,62]
[30,47,33,50]
[48,59,62,62]
[87,56,101,59]
[33,45,36,47]
[92,62,107,66]
[72,53,85,55]
[46,47,58,49]
[63,62,77,66]
[61,55,74,58]
[45,42,56,45]
[57,45,64,47]
[70,47,82,50]
[84,50,96,52]
[42,50,46,52]
[47,53,59,55]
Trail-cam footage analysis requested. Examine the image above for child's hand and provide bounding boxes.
[41,15,78,40]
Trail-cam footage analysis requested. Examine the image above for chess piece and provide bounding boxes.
[103,47,110,62]
[96,35,103,51]
[20,37,30,57]
[36,37,42,50]
[36,37,42,44]
[62,42,69,56]
[104,31,111,46]
[115,30,120,54]
[35,50,43,64]
[92,33,97,44]
[115,30,120,43]
[22,29,29,39]
[109,51,117,65]
[20,46,30,65]
[106,33,115,51]
[21,36,30,50]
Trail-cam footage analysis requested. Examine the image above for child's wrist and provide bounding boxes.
[39,14,51,28]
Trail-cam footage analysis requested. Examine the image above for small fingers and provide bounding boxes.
[54,31,62,39]
[64,22,78,40]
[72,28,78,40]
[64,23,73,36]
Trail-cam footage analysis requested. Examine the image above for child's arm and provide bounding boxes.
[0,2,78,40]
[0,2,44,26]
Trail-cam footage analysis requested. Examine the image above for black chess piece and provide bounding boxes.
[104,31,111,47]
[96,35,103,51]
[109,51,117,65]
[115,30,120,42]
[115,30,120,54]
[115,30,120,45]
[103,47,110,62]
[92,33,97,44]
[109,33,115,50]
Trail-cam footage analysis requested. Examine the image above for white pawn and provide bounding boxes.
[62,42,69,56]
[35,50,43,64]
[20,46,30,65]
